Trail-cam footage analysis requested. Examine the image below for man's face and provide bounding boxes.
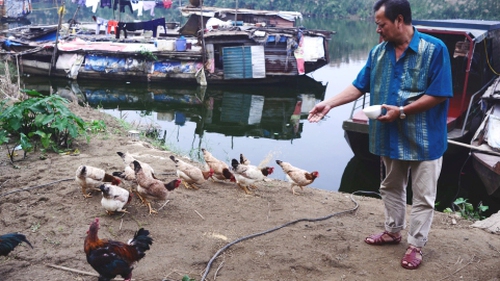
[374,6,400,42]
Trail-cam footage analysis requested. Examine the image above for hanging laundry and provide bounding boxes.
[100,0,112,9]
[116,18,166,39]
[130,0,143,17]
[142,1,156,17]
[85,0,99,13]
[92,16,109,35]
[163,0,172,9]
[113,0,133,13]
[107,20,118,34]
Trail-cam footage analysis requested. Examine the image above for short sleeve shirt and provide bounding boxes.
[353,28,453,161]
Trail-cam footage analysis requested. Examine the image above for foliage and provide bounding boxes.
[139,46,158,61]
[443,197,489,221]
[87,119,107,134]
[182,275,196,281]
[0,90,88,163]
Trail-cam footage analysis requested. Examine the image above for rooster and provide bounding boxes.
[112,151,157,181]
[132,160,181,214]
[0,233,33,256]
[99,184,132,215]
[201,148,236,182]
[84,218,153,281]
[76,165,122,198]
[275,160,319,195]
[169,155,214,189]
[231,157,274,194]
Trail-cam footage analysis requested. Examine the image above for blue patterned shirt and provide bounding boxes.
[353,28,453,161]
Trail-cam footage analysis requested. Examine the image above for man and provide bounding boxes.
[308,0,452,270]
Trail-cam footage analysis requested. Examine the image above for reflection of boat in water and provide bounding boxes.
[22,75,326,141]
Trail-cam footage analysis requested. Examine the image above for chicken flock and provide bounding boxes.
[3,148,319,281]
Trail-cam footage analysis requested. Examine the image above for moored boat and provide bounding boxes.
[342,19,500,162]
[470,77,500,198]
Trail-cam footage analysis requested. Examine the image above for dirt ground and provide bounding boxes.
[1,101,500,281]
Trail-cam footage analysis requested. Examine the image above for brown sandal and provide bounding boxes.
[364,231,402,245]
[401,246,423,269]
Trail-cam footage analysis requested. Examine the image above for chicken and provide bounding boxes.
[84,218,153,281]
[169,155,214,189]
[275,160,319,195]
[75,165,122,198]
[132,160,181,214]
[112,151,157,181]
[201,148,236,182]
[99,184,132,215]
[0,233,33,256]
[231,158,274,194]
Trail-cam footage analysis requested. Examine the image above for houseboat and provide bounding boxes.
[0,6,334,85]
[342,19,500,162]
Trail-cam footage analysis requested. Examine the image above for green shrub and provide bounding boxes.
[444,197,489,221]
[0,90,88,163]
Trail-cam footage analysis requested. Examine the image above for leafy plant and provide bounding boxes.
[444,197,489,221]
[182,275,196,281]
[87,119,107,134]
[139,46,158,61]
[0,90,88,163]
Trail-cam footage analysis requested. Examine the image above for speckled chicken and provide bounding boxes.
[169,155,213,189]
[75,165,121,198]
[132,160,181,214]
[201,148,236,182]
[275,160,319,195]
[99,183,132,215]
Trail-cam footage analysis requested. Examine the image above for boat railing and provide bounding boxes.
[459,76,499,136]
[348,93,370,120]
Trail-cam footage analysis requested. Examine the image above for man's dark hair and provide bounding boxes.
[373,0,412,25]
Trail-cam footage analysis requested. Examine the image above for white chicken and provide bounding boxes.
[231,156,274,194]
[112,151,157,181]
[99,183,132,215]
[75,165,121,198]
[275,160,319,195]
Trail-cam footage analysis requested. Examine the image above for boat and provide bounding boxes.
[0,5,334,85]
[470,77,500,198]
[342,19,500,162]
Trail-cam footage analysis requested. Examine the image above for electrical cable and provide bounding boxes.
[200,190,380,281]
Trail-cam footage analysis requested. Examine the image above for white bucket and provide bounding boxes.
[156,40,175,51]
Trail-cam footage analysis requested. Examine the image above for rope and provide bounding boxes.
[484,39,500,76]
[200,190,380,281]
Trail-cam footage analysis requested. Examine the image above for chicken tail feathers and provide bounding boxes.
[0,233,33,256]
[129,228,153,258]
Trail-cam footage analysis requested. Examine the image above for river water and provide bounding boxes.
[6,7,499,215]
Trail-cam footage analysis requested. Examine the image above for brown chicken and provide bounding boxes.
[112,151,157,181]
[169,155,214,189]
[231,158,274,194]
[275,160,319,195]
[132,160,181,214]
[201,148,236,182]
[84,218,153,281]
[75,165,121,198]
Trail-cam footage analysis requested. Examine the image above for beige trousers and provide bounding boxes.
[380,156,443,248]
